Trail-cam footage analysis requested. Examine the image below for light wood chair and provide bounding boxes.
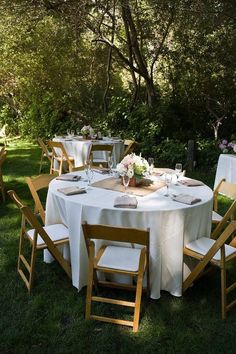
[212,179,236,224]
[37,138,53,173]
[88,144,113,168]
[183,221,236,319]
[0,149,7,202]
[120,139,136,160]
[26,174,57,224]
[48,141,75,175]
[8,190,71,292]
[82,222,150,332]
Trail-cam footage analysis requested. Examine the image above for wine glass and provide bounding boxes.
[148,157,154,175]
[175,163,182,184]
[85,159,93,185]
[122,175,130,194]
[71,130,75,138]
[164,173,172,196]
[108,156,113,175]
[76,128,81,136]
[67,129,71,137]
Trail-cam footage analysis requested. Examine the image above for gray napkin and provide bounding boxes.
[56,174,81,182]
[178,179,204,186]
[172,194,201,205]
[93,168,110,174]
[58,186,87,196]
[114,195,138,209]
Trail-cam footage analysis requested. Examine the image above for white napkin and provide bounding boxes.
[58,187,87,196]
[93,168,110,174]
[172,194,201,205]
[56,174,81,181]
[114,195,138,209]
[178,179,204,186]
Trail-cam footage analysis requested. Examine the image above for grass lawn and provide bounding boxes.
[1,140,236,354]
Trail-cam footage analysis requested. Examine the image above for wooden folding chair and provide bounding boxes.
[8,190,71,292]
[26,174,56,224]
[48,141,75,175]
[183,221,236,319]
[37,138,53,173]
[0,149,7,202]
[120,139,137,160]
[212,179,236,224]
[88,144,113,168]
[82,222,150,332]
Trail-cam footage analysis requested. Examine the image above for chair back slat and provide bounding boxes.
[82,222,149,246]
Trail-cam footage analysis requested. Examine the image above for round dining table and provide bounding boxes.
[53,136,124,167]
[214,154,236,189]
[45,171,213,299]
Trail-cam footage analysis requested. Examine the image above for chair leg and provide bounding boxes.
[0,173,5,202]
[221,263,227,319]
[39,151,44,173]
[28,245,37,292]
[86,244,95,320]
[133,251,146,332]
[59,160,63,176]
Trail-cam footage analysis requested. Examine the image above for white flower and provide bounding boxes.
[116,153,149,178]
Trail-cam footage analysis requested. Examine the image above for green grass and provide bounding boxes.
[1,140,236,354]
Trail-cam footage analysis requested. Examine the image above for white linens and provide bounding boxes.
[53,137,124,167]
[45,172,213,299]
[214,154,236,189]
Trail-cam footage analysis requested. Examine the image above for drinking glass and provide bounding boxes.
[71,130,75,137]
[85,159,93,185]
[122,175,130,194]
[108,156,113,175]
[67,129,70,137]
[76,128,81,136]
[175,163,182,183]
[148,157,154,175]
[164,173,172,196]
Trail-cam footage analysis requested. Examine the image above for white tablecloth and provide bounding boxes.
[45,172,213,299]
[214,154,236,189]
[53,137,124,167]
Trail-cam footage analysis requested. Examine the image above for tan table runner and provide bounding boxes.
[91,177,165,196]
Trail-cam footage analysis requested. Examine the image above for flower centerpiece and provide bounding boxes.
[116,153,149,186]
[219,139,236,154]
[81,125,94,139]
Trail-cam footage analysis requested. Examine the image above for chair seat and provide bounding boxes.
[212,210,223,223]
[185,237,236,261]
[97,245,141,272]
[27,223,69,246]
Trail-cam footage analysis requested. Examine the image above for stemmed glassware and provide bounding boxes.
[85,159,93,186]
[122,175,130,194]
[175,163,182,184]
[164,173,172,196]
[108,156,113,175]
[148,157,154,176]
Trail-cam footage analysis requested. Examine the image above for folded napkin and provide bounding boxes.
[178,179,204,187]
[58,186,87,196]
[93,168,110,174]
[56,174,81,182]
[114,195,138,209]
[172,194,201,205]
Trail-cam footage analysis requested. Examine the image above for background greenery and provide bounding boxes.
[0,140,236,354]
[0,0,235,158]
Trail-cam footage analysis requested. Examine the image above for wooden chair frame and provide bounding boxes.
[183,221,236,319]
[82,222,150,332]
[48,141,75,175]
[8,190,71,292]
[37,138,52,173]
[26,174,56,224]
[213,178,236,224]
[88,144,113,168]
[121,139,136,160]
[0,150,7,202]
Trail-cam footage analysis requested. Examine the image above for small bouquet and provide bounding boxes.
[116,153,149,179]
[81,125,94,137]
[219,139,236,154]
